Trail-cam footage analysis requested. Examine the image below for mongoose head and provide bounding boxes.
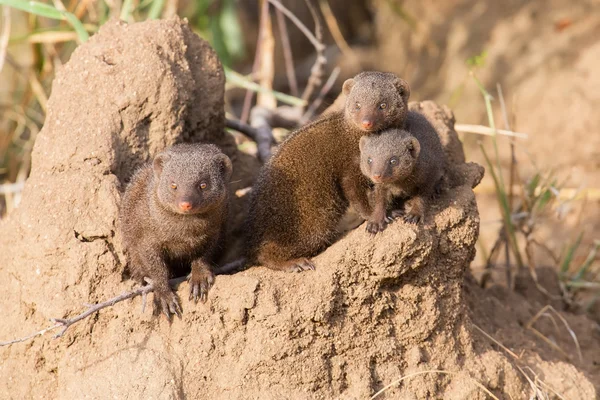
[359,129,420,184]
[343,71,411,133]
[153,144,232,215]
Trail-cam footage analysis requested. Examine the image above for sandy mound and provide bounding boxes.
[0,17,597,399]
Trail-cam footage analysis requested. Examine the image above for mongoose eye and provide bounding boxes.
[199,182,207,190]
[367,157,373,164]
[170,183,177,190]
[389,157,398,165]
[379,103,387,110]
[355,103,361,110]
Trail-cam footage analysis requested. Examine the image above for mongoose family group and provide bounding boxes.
[120,71,445,317]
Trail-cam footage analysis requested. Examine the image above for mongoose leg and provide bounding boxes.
[189,259,215,303]
[141,249,182,319]
[404,196,426,224]
[340,174,373,220]
[366,184,389,234]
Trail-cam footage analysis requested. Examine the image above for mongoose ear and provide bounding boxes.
[342,78,355,95]
[153,153,170,180]
[359,135,367,152]
[394,77,411,104]
[406,137,421,159]
[218,154,233,182]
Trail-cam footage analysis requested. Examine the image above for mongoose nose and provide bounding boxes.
[372,173,382,183]
[361,120,374,129]
[179,201,192,211]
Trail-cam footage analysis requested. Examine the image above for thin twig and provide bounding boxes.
[241,0,269,123]
[0,276,188,346]
[300,66,340,124]
[299,0,326,103]
[275,8,298,97]
[267,0,324,51]
[267,0,327,104]
[318,0,357,62]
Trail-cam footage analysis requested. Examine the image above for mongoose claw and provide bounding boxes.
[366,219,388,234]
[287,258,316,272]
[403,212,422,224]
[389,209,404,220]
[154,289,182,319]
[189,271,215,303]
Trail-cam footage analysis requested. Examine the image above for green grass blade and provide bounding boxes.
[560,231,584,276]
[147,0,165,19]
[224,67,306,107]
[480,143,524,268]
[0,0,62,18]
[62,11,89,42]
[120,0,134,22]
[570,240,600,282]
[1,0,89,42]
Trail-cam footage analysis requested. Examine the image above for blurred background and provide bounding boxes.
[1,0,598,314]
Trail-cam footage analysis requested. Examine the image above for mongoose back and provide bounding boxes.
[245,71,410,272]
[120,143,232,318]
[359,111,444,232]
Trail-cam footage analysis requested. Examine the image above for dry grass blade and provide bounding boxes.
[473,324,566,399]
[472,324,519,359]
[526,305,583,363]
[370,370,499,400]
[455,124,528,139]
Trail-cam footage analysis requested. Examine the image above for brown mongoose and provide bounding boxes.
[359,111,444,232]
[120,143,232,318]
[244,71,411,272]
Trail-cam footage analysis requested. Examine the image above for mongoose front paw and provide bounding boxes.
[154,289,182,319]
[403,211,422,224]
[389,209,404,220]
[287,258,316,272]
[366,218,388,234]
[189,270,215,303]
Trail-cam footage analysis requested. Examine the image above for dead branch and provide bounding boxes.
[267,0,327,104]
[226,118,260,140]
[241,0,270,123]
[0,275,188,347]
[275,8,298,97]
[300,66,340,124]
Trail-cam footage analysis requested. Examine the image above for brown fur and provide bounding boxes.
[245,72,410,271]
[359,111,444,232]
[120,144,232,317]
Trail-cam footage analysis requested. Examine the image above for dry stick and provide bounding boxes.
[225,118,261,141]
[241,0,269,123]
[300,66,340,124]
[0,276,188,347]
[268,0,327,103]
[318,0,358,62]
[275,8,299,97]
